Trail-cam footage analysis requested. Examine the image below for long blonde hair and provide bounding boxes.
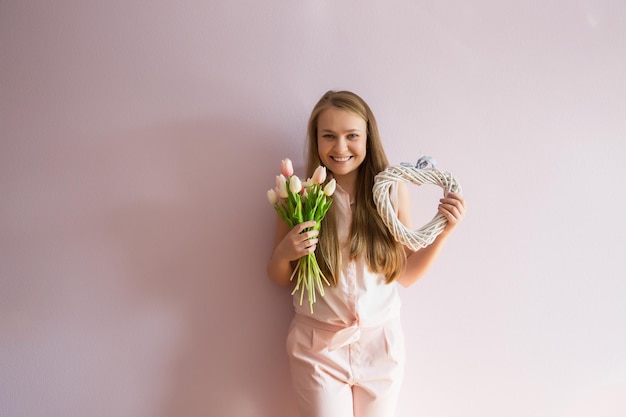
[305,90,406,284]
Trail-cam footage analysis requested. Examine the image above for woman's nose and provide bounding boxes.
[334,137,347,152]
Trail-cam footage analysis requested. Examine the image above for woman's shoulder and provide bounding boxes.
[395,181,413,228]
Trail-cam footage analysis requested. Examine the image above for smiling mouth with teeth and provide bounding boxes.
[333,156,352,162]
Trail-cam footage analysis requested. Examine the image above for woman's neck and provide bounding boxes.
[333,171,358,200]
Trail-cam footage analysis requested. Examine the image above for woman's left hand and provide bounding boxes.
[438,192,466,234]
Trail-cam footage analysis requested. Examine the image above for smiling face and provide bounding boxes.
[316,107,367,186]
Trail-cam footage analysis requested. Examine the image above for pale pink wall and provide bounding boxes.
[2,1,625,416]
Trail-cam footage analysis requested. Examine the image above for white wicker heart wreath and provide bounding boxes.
[373,163,462,251]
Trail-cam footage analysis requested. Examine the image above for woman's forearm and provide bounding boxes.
[267,254,294,287]
[396,232,450,288]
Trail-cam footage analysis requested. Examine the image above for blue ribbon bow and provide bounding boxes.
[401,155,437,169]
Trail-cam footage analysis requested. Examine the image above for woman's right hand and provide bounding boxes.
[273,220,318,262]
[267,220,318,286]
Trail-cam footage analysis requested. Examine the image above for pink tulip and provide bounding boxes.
[323,179,336,196]
[276,175,288,198]
[281,158,294,177]
[312,166,327,184]
[267,189,278,205]
[289,175,302,194]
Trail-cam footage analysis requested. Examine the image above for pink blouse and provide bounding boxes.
[292,182,402,350]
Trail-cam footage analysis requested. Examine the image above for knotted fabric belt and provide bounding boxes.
[293,313,395,351]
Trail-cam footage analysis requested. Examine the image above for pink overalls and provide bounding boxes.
[286,183,405,417]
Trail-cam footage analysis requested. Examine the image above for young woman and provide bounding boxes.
[267,90,466,417]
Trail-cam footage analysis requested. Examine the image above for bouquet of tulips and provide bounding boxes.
[267,158,336,313]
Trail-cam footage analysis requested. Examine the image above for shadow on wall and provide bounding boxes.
[103,118,299,417]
